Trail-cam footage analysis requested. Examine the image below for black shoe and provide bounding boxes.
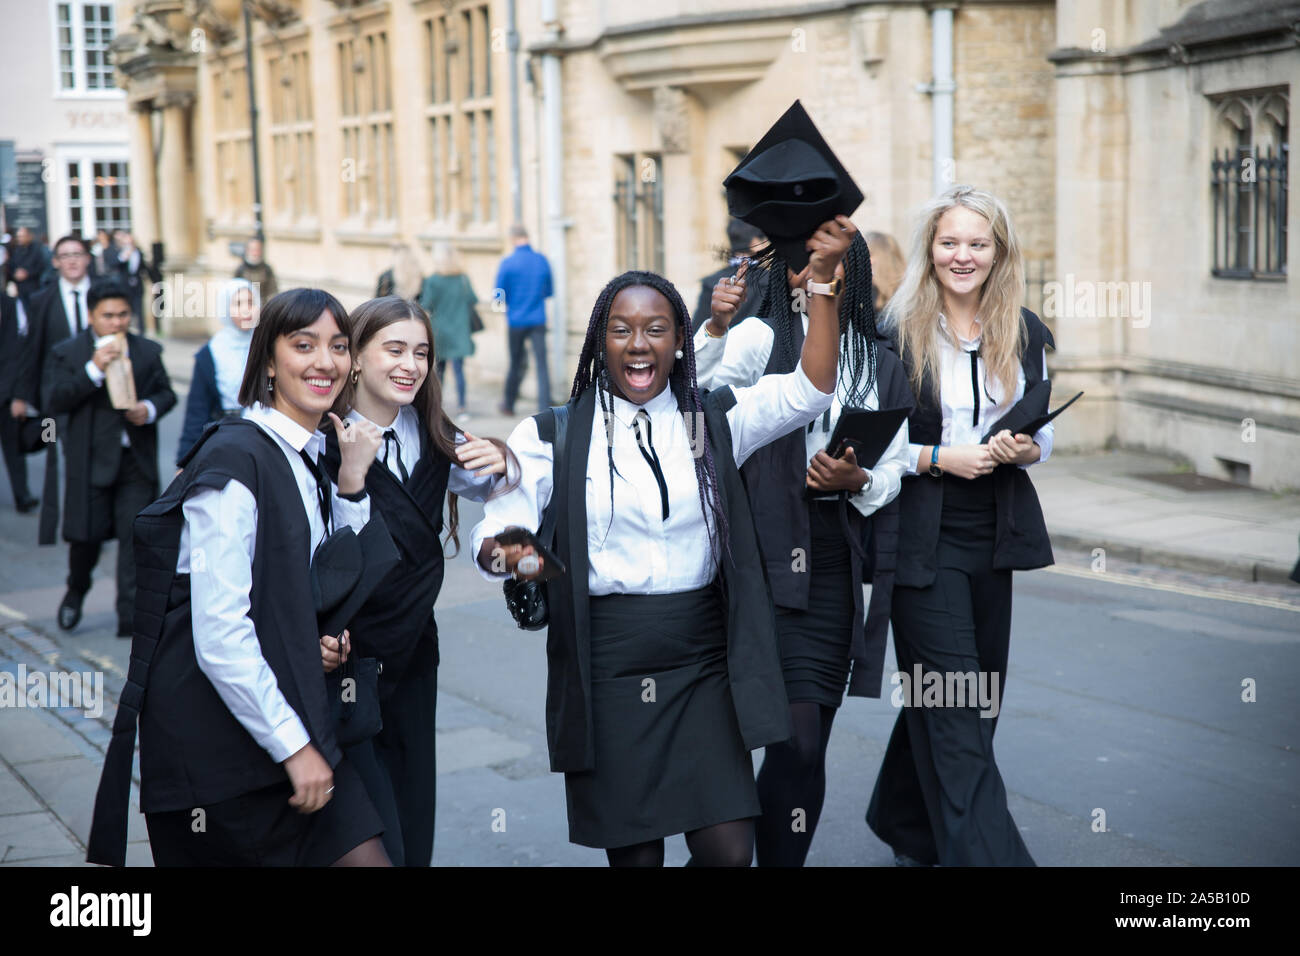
[496,403,514,416]
[15,495,38,514]
[57,591,85,631]
[893,852,930,867]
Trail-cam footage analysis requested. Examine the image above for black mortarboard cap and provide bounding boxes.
[724,100,864,271]
[311,512,401,637]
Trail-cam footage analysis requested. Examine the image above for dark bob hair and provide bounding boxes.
[87,278,132,314]
[238,287,352,411]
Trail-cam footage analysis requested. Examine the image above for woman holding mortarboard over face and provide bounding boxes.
[87,288,394,867]
[318,295,515,866]
[469,213,857,867]
[694,100,914,866]
[865,185,1056,867]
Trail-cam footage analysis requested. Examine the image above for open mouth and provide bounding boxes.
[390,375,416,391]
[624,360,656,391]
[305,376,335,396]
[950,266,976,278]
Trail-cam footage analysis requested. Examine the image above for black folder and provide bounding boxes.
[825,405,913,467]
[981,383,1083,443]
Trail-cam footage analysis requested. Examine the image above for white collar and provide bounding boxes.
[606,383,679,429]
[938,312,982,349]
[59,276,91,295]
[246,402,323,458]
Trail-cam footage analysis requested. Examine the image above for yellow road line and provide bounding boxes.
[1040,564,1300,613]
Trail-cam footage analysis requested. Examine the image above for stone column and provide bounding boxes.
[157,90,196,266]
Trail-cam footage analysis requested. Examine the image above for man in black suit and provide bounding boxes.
[0,292,38,512]
[42,278,176,636]
[5,227,51,307]
[18,234,95,545]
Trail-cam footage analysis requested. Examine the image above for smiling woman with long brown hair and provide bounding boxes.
[470,217,856,867]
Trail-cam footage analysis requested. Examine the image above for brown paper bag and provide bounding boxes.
[103,332,137,410]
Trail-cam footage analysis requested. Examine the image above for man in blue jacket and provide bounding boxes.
[495,225,553,415]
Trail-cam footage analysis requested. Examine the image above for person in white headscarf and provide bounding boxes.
[175,279,260,466]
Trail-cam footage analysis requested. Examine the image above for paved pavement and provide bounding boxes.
[1,334,1296,866]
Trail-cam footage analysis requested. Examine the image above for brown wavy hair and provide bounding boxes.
[340,295,517,554]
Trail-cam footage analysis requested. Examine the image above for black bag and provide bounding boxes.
[19,415,48,454]
[327,653,383,747]
[502,404,568,630]
[467,276,485,334]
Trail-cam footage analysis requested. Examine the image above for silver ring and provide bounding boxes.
[325,786,335,794]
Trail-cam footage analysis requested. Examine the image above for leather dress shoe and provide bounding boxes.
[57,591,85,631]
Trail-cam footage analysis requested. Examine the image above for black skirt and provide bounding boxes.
[144,756,384,867]
[938,473,997,571]
[776,499,856,708]
[564,585,762,849]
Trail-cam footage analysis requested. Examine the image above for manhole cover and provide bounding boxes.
[1130,472,1249,492]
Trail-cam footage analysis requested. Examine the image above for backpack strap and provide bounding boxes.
[533,404,570,548]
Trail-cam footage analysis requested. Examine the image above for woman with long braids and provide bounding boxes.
[471,217,857,867]
[866,185,1055,866]
[319,296,513,866]
[693,231,913,866]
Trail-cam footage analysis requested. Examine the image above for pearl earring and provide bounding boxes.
[675,349,684,359]
[266,377,274,394]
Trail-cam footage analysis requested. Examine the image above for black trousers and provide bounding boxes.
[67,451,155,626]
[0,411,31,505]
[365,661,438,867]
[866,564,1035,866]
[503,324,551,412]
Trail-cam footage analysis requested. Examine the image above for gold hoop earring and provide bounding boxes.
[351,368,360,385]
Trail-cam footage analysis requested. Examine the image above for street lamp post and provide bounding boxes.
[242,1,265,243]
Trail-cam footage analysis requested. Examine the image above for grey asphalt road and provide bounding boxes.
[1,383,1296,867]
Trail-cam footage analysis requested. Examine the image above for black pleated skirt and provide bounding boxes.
[564,585,761,849]
[776,499,856,708]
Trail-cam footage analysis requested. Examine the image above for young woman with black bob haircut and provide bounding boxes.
[319,294,513,866]
[866,184,1055,866]
[471,216,857,867]
[88,287,392,867]
[693,231,914,867]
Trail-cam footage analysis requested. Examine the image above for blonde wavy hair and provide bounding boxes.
[864,231,905,313]
[390,243,423,300]
[886,185,1026,404]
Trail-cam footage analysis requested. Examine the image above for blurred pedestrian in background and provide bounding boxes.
[110,229,154,334]
[0,290,37,513]
[90,229,116,278]
[5,227,51,307]
[420,241,478,416]
[692,218,769,331]
[235,237,278,301]
[375,242,423,300]
[495,224,553,415]
[865,230,906,318]
[175,278,259,465]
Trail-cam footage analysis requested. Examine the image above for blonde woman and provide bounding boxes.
[866,185,1054,867]
[864,231,905,316]
[376,243,424,301]
[419,242,479,414]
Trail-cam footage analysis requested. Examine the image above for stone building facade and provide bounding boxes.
[104,0,1293,488]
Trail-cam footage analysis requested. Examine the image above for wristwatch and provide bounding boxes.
[928,445,942,478]
[805,276,844,297]
[855,470,874,495]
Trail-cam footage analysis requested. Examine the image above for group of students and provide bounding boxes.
[87,177,1056,868]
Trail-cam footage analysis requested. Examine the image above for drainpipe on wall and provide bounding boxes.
[920,4,957,196]
[506,0,523,224]
[539,0,568,398]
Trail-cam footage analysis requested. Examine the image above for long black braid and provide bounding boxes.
[752,232,878,404]
[571,271,729,565]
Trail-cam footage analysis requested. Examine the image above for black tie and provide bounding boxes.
[968,349,981,428]
[633,410,669,521]
[298,449,332,541]
[72,290,84,333]
[383,429,409,483]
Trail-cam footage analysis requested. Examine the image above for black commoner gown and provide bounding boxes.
[322,413,450,867]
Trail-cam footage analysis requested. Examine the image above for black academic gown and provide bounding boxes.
[21,283,77,544]
[41,329,176,543]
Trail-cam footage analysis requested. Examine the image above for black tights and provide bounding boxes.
[605,819,754,867]
[754,701,837,867]
[331,836,392,867]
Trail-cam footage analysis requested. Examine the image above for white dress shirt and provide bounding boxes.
[60,276,92,335]
[174,404,371,764]
[470,364,834,595]
[346,404,501,501]
[905,315,1053,473]
[693,314,910,518]
[83,349,156,447]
